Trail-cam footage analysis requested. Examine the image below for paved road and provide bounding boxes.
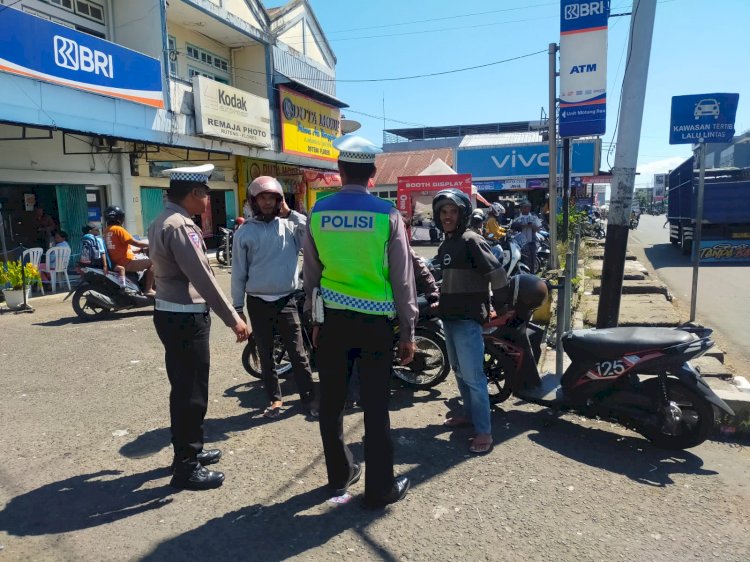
[629,214,750,369]
[1,266,749,561]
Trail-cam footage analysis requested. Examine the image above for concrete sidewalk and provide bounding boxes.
[539,238,750,434]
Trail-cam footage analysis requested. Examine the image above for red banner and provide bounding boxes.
[396,174,472,217]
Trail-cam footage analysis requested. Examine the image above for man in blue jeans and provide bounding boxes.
[432,189,511,454]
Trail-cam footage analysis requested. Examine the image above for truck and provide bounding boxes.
[667,156,750,262]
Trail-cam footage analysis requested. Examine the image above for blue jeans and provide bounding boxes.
[443,319,491,435]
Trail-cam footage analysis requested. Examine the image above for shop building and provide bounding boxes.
[382,121,601,213]
[0,0,343,258]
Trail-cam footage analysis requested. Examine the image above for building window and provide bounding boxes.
[46,0,74,11]
[168,36,177,76]
[74,0,104,24]
[186,43,230,78]
[188,67,229,85]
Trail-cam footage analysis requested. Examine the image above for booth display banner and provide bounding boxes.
[559,0,608,137]
[0,8,163,108]
[193,76,270,147]
[396,174,472,217]
[279,86,340,162]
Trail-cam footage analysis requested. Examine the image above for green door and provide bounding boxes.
[141,187,166,233]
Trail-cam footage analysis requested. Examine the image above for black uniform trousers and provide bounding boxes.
[153,310,211,461]
[317,308,394,501]
[245,294,314,403]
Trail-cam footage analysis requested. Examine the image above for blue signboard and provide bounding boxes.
[559,0,609,137]
[669,93,739,144]
[457,141,597,180]
[698,239,750,262]
[0,8,163,108]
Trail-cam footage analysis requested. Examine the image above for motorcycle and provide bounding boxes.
[488,232,531,277]
[629,216,640,230]
[241,289,450,390]
[483,312,733,450]
[215,227,233,265]
[66,266,154,320]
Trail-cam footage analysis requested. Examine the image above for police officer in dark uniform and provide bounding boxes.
[303,135,418,507]
[149,164,250,490]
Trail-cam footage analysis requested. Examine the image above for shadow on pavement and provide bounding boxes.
[33,310,154,327]
[0,469,174,536]
[526,414,717,486]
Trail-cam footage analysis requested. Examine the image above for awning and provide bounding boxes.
[274,76,348,109]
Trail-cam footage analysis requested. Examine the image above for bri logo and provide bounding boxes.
[320,214,374,231]
[54,35,114,78]
[564,1,606,20]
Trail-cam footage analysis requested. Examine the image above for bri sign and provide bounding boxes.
[0,8,163,108]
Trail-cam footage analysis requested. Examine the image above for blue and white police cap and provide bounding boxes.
[163,164,214,185]
[333,134,382,164]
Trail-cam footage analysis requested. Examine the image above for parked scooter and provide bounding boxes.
[215,227,233,265]
[241,289,450,390]
[483,276,733,450]
[66,266,154,320]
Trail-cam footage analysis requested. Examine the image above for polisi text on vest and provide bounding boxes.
[218,90,247,111]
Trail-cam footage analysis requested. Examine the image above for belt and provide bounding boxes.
[155,299,208,313]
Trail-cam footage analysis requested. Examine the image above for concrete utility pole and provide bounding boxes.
[596,0,657,328]
[548,42,558,269]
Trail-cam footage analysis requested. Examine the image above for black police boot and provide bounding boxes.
[363,476,410,508]
[170,458,225,491]
[169,449,222,474]
[332,463,362,496]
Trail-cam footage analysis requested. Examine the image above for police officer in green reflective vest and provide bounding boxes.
[303,134,418,508]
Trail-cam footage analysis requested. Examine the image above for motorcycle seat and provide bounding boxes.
[563,327,697,360]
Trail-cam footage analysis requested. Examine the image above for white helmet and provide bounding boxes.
[490,202,505,217]
[248,176,283,199]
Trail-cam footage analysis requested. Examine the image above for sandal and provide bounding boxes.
[443,416,471,428]
[469,435,494,455]
[264,402,283,419]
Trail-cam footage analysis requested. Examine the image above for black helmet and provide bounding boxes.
[432,188,472,232]
[509,274,548,318]
[104,205,125,224]
[469,209,484,228]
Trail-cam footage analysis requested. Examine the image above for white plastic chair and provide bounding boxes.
[22,247,44,295]
[39,246,72,292]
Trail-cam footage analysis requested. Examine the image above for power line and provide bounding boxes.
[297,2,558,36]
[229,48,546,83]
[282,15,558,44]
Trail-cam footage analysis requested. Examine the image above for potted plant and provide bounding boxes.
[0,260,40,309]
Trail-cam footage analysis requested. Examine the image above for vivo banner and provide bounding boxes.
[559,0,608,137]
[457,141,598,180]
[0,8,163,108]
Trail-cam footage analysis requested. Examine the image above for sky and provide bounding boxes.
[292,0,749,188]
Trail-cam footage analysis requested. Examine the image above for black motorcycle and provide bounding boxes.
[66,266,153,320]
[216,227,233,265]
[241,289,450,390]
[483,313,733,450]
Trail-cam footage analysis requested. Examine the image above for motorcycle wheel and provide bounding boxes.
[216,248,228,265]
[392,327,449,389]
[71,285,111,321]
[638,377,714,450]
[241,334,292,379]
[484,347,513,404]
